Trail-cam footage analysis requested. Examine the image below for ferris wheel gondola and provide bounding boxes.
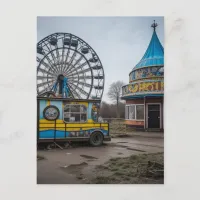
[37,33,105,100]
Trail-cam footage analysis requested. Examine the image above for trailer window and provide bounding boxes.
[63,104,87,123]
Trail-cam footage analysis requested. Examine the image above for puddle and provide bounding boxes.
[117,142,128,144]
[111,143,146,152]
[126,148,145,152]
[61,162,88,174]
[68,162,88,168]
[117,152,123,155]
[110,144,128,148]
[80,155,98,160]
[114,147,125,150]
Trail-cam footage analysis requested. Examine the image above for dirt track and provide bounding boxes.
[37,135,164,184]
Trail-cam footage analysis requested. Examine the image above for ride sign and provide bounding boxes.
[122,81,164,96]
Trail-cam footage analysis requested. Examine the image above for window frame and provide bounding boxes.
[125,104,145,121]
[63,104,87,123]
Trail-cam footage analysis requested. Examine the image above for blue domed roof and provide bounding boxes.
[132,29,164,71]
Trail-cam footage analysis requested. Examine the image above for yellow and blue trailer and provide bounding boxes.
[37,97,111,147]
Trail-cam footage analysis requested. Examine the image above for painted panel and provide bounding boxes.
[39,100,47,119]
[55,130,65,138]
[125,120,144,126]
[39,128,108,139]
[38,99,108,140]
[91,102,100,122]
[39,130,54,138]
[50,100,63,120]
[130,66,164,82]
[87,102,92,119]
[122,80,164,97]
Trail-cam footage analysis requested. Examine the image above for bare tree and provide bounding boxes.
[107,81,125,118]
[99,101,125,119]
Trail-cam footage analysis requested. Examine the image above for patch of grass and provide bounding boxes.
[122,164,131,169]
[114,171,127,176]
[123,176,131,181]
[89,152,164,184]
[90,176,117,184]
[96,165,109,170]
[110,168,118,172]
[110,157,120,162]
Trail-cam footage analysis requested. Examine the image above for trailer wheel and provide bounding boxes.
[90,131,103,147]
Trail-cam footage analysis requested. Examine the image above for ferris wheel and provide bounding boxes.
[37,33,105,99]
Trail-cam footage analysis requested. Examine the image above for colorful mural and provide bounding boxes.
[129,66,164,82]
[122,80,164,96]
[38,99,109,140]
[43,105,60,120]
[39,127,108,139]
[91,103,100,122]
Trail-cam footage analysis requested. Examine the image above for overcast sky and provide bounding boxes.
[37,16,164,102]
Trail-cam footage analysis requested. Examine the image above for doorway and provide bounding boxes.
[147,104,160,129]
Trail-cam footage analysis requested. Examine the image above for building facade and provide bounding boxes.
[121,21,164,131]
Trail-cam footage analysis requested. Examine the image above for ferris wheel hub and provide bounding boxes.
[57,74,65,81]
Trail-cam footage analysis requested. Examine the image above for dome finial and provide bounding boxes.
[151,20,158,32]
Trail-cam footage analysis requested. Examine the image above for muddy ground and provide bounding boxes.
[37,135,164,184]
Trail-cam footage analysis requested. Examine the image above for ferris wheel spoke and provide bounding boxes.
[37,80,55,88]
[67,75,92,81]
[64,61,79,75]
[64,83,74,97]
[55,45,60,63]
[37,57,57,74]
[43,41,58,66]
[55,46,61,72]
[63,48,70,70]
[71,61,88,74]
[45,55,60,74]
[70,83,89,97]
[67,63,89,77]
[37,68,55,76]
[64,51,77,73]
[68,81,78,89]
[48,45,57,65]
[60,43,65,73]
[65,55,84,74]
[78,75,92,79]
[78,67,92,75]
[37,76,55,80]
[67,77,78,83]
[68,83,80,97]
[65,54,82,74]
[63,36,72,71]
[38,86,54,96]
[68,85,81,99]
[72,81,92,88]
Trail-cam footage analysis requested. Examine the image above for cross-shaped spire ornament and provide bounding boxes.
[151,20,158,31]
